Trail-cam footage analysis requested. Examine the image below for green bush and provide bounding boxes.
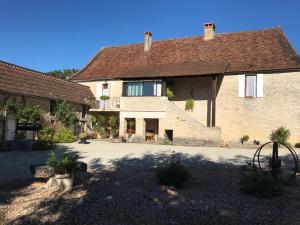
[32,140,54,151]
[295,143,300,148]
[185,99,194,111]
[166,88,175,100]
[94,114,107,137]
[38,127,55,142]
[156,152,189,188]
[47,152,79,174]
[54,101,78,127]
[108,115,118,138]
[53,127,74,143]
[162,139,171,145]
[270,126,290,145]
[240,135,250,144]
[100,95,110,100]
[17,105,43,124]
[239,172,282,198]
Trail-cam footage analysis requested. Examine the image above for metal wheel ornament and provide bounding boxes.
[253,141,299,183]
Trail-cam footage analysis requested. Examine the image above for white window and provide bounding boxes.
[238,74,263,98]
[245,75,257,97]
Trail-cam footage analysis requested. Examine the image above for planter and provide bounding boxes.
[55,174,74,191]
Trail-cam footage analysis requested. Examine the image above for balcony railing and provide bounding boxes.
[90,97,120,111]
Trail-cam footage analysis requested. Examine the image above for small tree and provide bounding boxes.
[17,105,43,124]
[270,126,290,145]
[54,101,78,127]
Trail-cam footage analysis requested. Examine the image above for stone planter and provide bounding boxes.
[55,174,74,191]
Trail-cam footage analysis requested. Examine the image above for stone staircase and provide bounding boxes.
[162,101,221,146]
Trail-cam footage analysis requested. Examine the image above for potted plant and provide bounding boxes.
[47,152,79,191]
[78,132,88,144]
[185,99,194,111]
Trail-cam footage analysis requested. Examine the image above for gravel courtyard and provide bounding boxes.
[1,141,300,225]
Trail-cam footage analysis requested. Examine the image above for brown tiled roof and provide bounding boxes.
[125,61,229,78]
[71,28,300,81]
[0,61,94,105]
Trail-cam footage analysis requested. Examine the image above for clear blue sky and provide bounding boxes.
[0,0,299,72]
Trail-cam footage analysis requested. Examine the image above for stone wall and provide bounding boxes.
[217,72,300,145]
[79,73,300,146]
[0,92,86,142]
[159,101,220,146]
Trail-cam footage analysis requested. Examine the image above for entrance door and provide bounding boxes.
[145,119,158,141]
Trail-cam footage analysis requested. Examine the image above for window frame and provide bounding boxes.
[244,74,257,98]
[124,80,162,97]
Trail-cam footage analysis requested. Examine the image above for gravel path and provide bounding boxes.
[1,141,300,224]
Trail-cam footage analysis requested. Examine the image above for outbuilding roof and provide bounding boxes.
[0,60,94,104]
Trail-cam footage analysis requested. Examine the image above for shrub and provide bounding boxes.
[185,99,194,111]
[239,172,282,198]
[270,126,290,145]
[53,127,74,143]
[47,151,79,174]
[94,114,107,137]
[166,88,175,100]
[54,101,78,127]
[17,105,43,124]
[240,135,250,144]
[32,140,54,151]
[295,143,300,148]
[38,127,55,142]
[156,151,189,188]
[108,115,118,138]
[100,95,110,101]
[162,139,171,145]
[89,115,97,126]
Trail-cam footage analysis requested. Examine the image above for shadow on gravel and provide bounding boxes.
[0,145,75,204]
[4,152,300,225]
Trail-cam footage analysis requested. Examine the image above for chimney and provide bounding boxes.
[144,31,152,52]
[203,23,216,41]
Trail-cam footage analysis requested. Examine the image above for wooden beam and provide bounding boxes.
[211,76,217,127]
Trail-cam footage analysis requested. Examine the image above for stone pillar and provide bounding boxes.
[119,117,127,139]
[135,118,145,142]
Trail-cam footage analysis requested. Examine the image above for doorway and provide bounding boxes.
[145,119,158,142]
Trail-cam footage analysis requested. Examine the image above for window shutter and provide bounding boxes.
[257,74,264,97]
[156,83,162,96]
[238,75,245,97]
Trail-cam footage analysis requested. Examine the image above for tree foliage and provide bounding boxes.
[46,69,79,80]
[54,101,78,127]
[17,105,43,124]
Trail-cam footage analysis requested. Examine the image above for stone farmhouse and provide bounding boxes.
[71,23,300,146]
